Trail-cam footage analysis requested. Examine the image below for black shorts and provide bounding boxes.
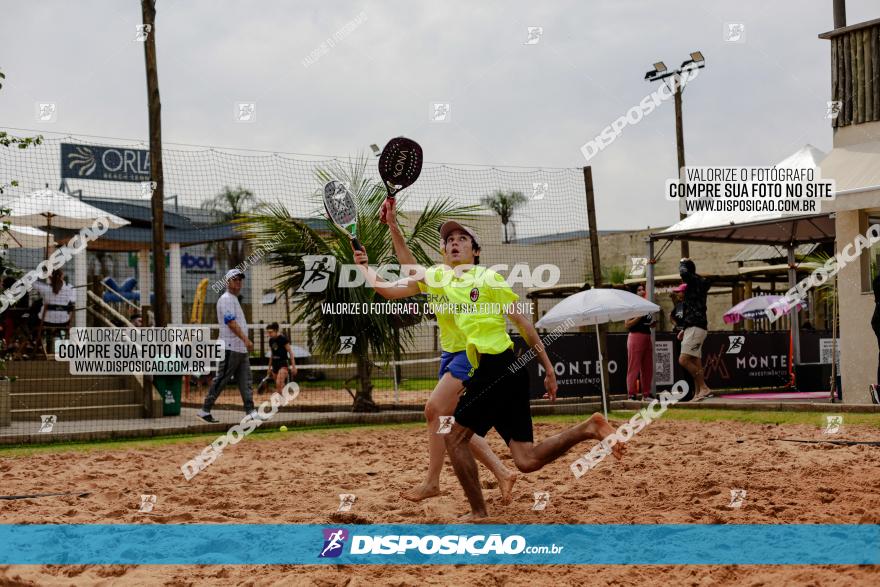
[453,349,534,444]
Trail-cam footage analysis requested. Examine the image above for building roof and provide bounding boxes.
[82,198,198,229]
[512,229,630,245]
[58,197,333,251]
[729,243,820,263]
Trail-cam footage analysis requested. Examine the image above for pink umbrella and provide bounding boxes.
[723,295,805,324]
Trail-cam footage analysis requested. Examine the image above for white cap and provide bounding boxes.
[225,268,245,281]
[439,221,480,249]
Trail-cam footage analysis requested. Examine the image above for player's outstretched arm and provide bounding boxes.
[506,306,558,401]
[353,247,422,300]
[380,198,419,268]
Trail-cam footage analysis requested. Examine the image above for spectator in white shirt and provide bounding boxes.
[197,268,264,423]
[32,270,75,327]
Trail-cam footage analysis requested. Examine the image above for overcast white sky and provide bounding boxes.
[2,0,878,230]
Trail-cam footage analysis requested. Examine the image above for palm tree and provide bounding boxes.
[205,186,264,268]
[601,264,628,286]
[481,190,527,243]
[238,156,478,412]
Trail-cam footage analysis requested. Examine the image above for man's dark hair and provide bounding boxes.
[681,259,696,274]
[268,321,279,331]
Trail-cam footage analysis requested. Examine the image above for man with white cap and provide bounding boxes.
[197,268,260,423]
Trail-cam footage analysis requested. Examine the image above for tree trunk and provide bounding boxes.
[502,221,509,244]
[352,348,379,413]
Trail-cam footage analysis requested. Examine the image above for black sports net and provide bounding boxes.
[1,132,818,445]
[0,132,620,444]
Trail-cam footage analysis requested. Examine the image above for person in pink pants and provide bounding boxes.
[625,283,656,400]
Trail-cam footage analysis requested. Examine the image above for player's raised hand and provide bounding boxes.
[379,197,398,227]
[353,247,369,266]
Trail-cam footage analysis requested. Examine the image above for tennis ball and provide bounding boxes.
[280,425,288,432]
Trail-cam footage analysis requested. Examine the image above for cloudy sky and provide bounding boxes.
[2,0,877,231]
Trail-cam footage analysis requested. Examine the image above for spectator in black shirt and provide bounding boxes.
[624,284,656,400]
[677,258,712,401]
[670,283,686,333]
[260,322,297,394]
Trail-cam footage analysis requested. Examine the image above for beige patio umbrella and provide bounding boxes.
[0,225,55,249]
[0,189,129,257]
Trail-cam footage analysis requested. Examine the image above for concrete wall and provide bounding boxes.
[821,119,880,403]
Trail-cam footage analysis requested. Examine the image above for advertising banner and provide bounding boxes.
[513,330,796,397]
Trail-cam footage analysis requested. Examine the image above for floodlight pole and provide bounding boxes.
[583,166,611,416]
[646,55,705,260]
[141,0,168,327]
[673,75,689,259]
[646,238,657,398]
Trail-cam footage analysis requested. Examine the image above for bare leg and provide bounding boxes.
[274,367,289,394]
[443,423,487,518]
[400,374,461,501]
[679,355,711,398]
[401,374,516,503]
[469,434,517,504]
[508,413,623,473]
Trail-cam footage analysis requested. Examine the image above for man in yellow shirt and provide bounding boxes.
[368,200,517,505]
[354,217,624,518]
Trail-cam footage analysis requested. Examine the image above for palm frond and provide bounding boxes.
[240,155,476,362]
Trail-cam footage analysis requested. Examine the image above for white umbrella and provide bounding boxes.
[1,225,55,249]
[0,189,129,255]
[536,288,660,417]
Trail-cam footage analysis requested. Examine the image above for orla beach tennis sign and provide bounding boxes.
[61,142,150,182]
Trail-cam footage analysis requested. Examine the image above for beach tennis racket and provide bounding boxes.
[378,137,423,200]
[322,180,362,251]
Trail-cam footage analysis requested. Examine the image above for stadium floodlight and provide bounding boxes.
[681,51,706,70]
[644,51,707,260]
[644,61,668,80]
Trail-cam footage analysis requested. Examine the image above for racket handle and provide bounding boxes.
[351,237,363,251]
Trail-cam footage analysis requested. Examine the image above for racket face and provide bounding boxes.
[378,136,423,194]
[323,180,357,236]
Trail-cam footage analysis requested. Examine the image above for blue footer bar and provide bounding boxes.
[0,524,877,565]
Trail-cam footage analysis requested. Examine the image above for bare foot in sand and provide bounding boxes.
[498,471,518,505]
[458,511,488,521]
[585,413,625,460]
[400,483,441,502]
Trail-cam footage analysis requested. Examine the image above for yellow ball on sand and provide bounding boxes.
[280,425,288,432]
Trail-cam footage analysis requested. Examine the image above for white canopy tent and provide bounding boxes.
[662,145,828,237]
